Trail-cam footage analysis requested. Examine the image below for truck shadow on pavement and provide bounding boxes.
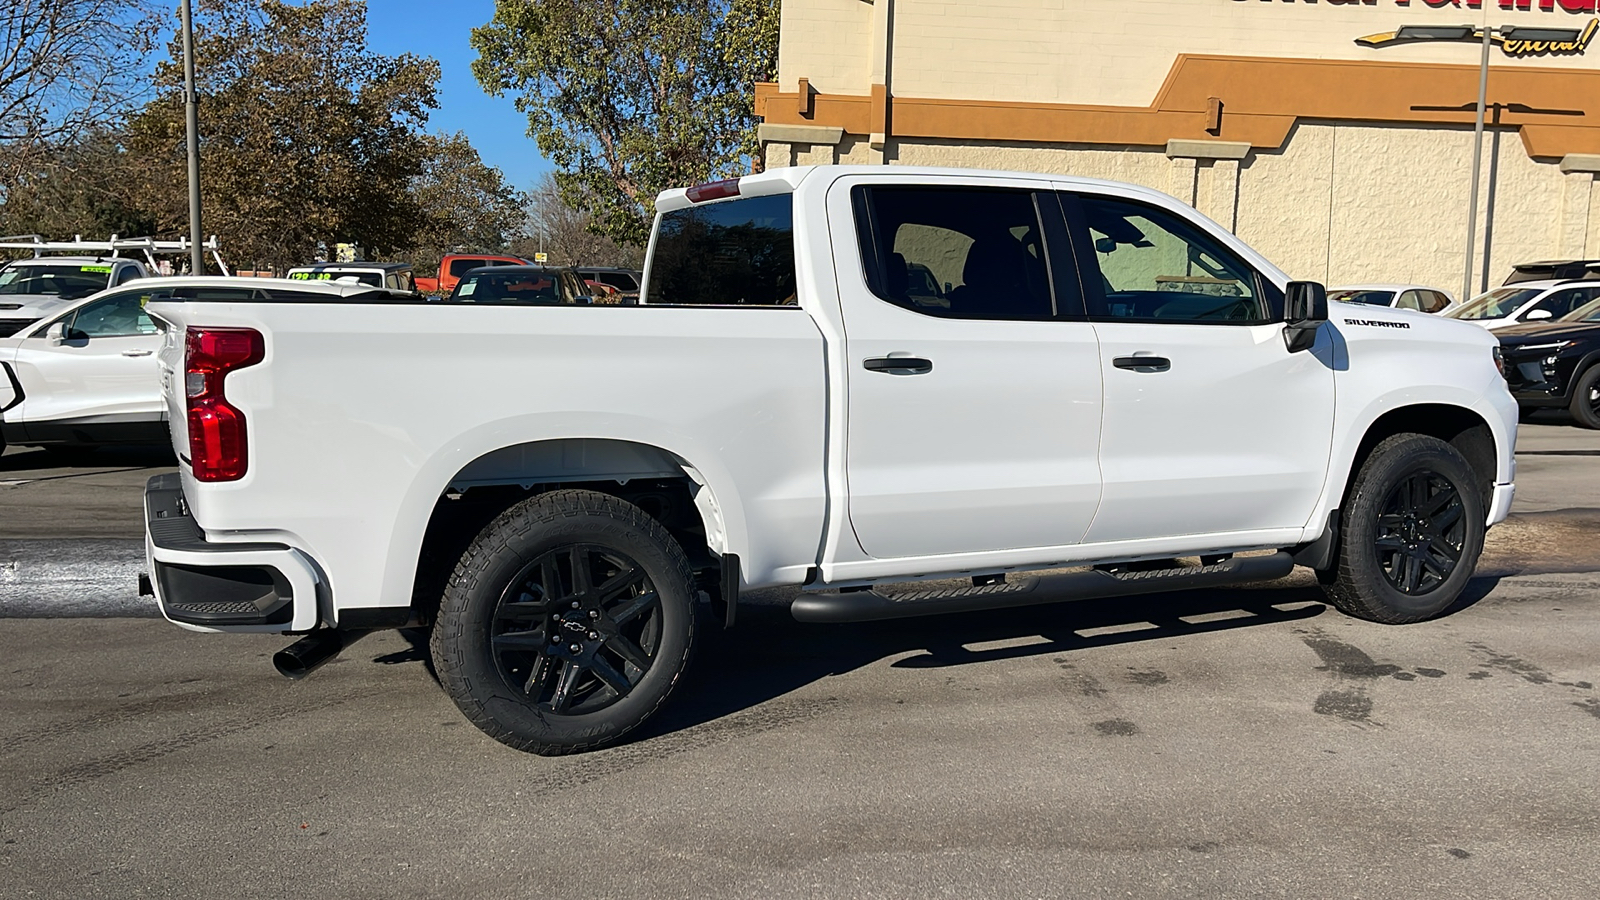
[0,444,176,474]
[625,575,1502,743]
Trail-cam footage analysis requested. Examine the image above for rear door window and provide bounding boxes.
[1523,288,1596,320]
[449,258,488,277]
[852,186,1066,320]
[646,193,796,305]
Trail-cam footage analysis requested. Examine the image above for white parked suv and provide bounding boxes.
[1446,279,1600,331]
[0,277,405,452]
[141,166,1517,754]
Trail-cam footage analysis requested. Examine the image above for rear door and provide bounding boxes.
[11,288,165,438]
[834,176,1104,559]
[1066,190,1334,544]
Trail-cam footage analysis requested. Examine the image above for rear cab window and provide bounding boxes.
[645,194,796,306]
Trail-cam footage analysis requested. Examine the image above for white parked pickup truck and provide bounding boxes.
[142,166,1517,754]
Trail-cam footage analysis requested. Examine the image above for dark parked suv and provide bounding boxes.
[1496,295,1600,428]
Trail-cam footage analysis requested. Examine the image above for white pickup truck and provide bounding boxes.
[143,166,1517,754]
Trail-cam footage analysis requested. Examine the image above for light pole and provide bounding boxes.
[180,0,204,275]
[1391,24,1581,301]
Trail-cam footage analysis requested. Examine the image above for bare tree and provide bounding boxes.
[0,0,159,190]
[516,172,642,268]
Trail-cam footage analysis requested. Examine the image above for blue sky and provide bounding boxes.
[364,0,553,191]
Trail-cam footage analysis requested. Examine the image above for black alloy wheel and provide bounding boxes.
[491,544,662,715]
[1371,471,1465,595]
[1320,433,1485,624]
[432,489,698,754]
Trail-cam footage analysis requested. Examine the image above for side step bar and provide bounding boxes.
[790,552,1295,624]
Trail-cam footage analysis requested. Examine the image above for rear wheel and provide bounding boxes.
[1567,365,1600,429]
[431,489,697,754]
[1321,434,1484,624]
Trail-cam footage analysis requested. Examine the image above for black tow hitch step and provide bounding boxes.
[789,552,1295,624]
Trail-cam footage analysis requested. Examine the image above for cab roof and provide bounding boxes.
[653,164,1209,213]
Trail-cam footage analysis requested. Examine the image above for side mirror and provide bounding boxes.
[1283,281,1327,353]
[45,322,67,345]
[1524,308,1554,321]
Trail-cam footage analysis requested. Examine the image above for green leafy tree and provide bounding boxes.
[0,129,159,242]
[127,0,440,270]
[407,131,528,276]
[471,0,780,246]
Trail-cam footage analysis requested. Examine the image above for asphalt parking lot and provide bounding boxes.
[2,420,1599,898]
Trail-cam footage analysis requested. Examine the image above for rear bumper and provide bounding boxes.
[144,473,323,633]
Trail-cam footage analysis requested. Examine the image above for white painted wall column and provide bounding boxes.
[759,124,847,169]
[1559,154,1600,257]
[1165,139,1250,230]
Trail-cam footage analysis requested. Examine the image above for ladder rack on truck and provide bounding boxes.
[0,234,230,276]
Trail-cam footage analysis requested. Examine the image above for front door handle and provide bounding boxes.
[1112,355,1171,372]
[863,356,933,376]
[122,349,154,357]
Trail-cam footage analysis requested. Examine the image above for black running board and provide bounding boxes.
[790,552,1296,624]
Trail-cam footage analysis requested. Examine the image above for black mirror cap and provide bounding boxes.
[1286,281,1329,324]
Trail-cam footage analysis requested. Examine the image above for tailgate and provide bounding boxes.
[151,307,190,460]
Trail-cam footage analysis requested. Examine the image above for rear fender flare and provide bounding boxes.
[378,416,748,608]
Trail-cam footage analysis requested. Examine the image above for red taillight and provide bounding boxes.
[685,178,741,203]
[185,327,264,482]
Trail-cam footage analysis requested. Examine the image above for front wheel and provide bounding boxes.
[1567,365,1600,429]
[431,489,698,754]
[1321,434,1485,624]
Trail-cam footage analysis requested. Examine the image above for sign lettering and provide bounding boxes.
[1355,17,1597,53]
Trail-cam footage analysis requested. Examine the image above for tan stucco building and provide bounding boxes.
[757,0,1600,294]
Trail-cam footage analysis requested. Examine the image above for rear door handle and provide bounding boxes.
[122,349,154,357]
[1112,355,1171,372]
[863,356,933,376]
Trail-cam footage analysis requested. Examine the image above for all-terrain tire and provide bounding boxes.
[431,489,698,754]
[1567,365,1600,429]
[1321,434,1485,624]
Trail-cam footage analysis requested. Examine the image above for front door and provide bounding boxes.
[12,289,165,440]
[834,177,1104,559]
[1065,191,1335,545]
